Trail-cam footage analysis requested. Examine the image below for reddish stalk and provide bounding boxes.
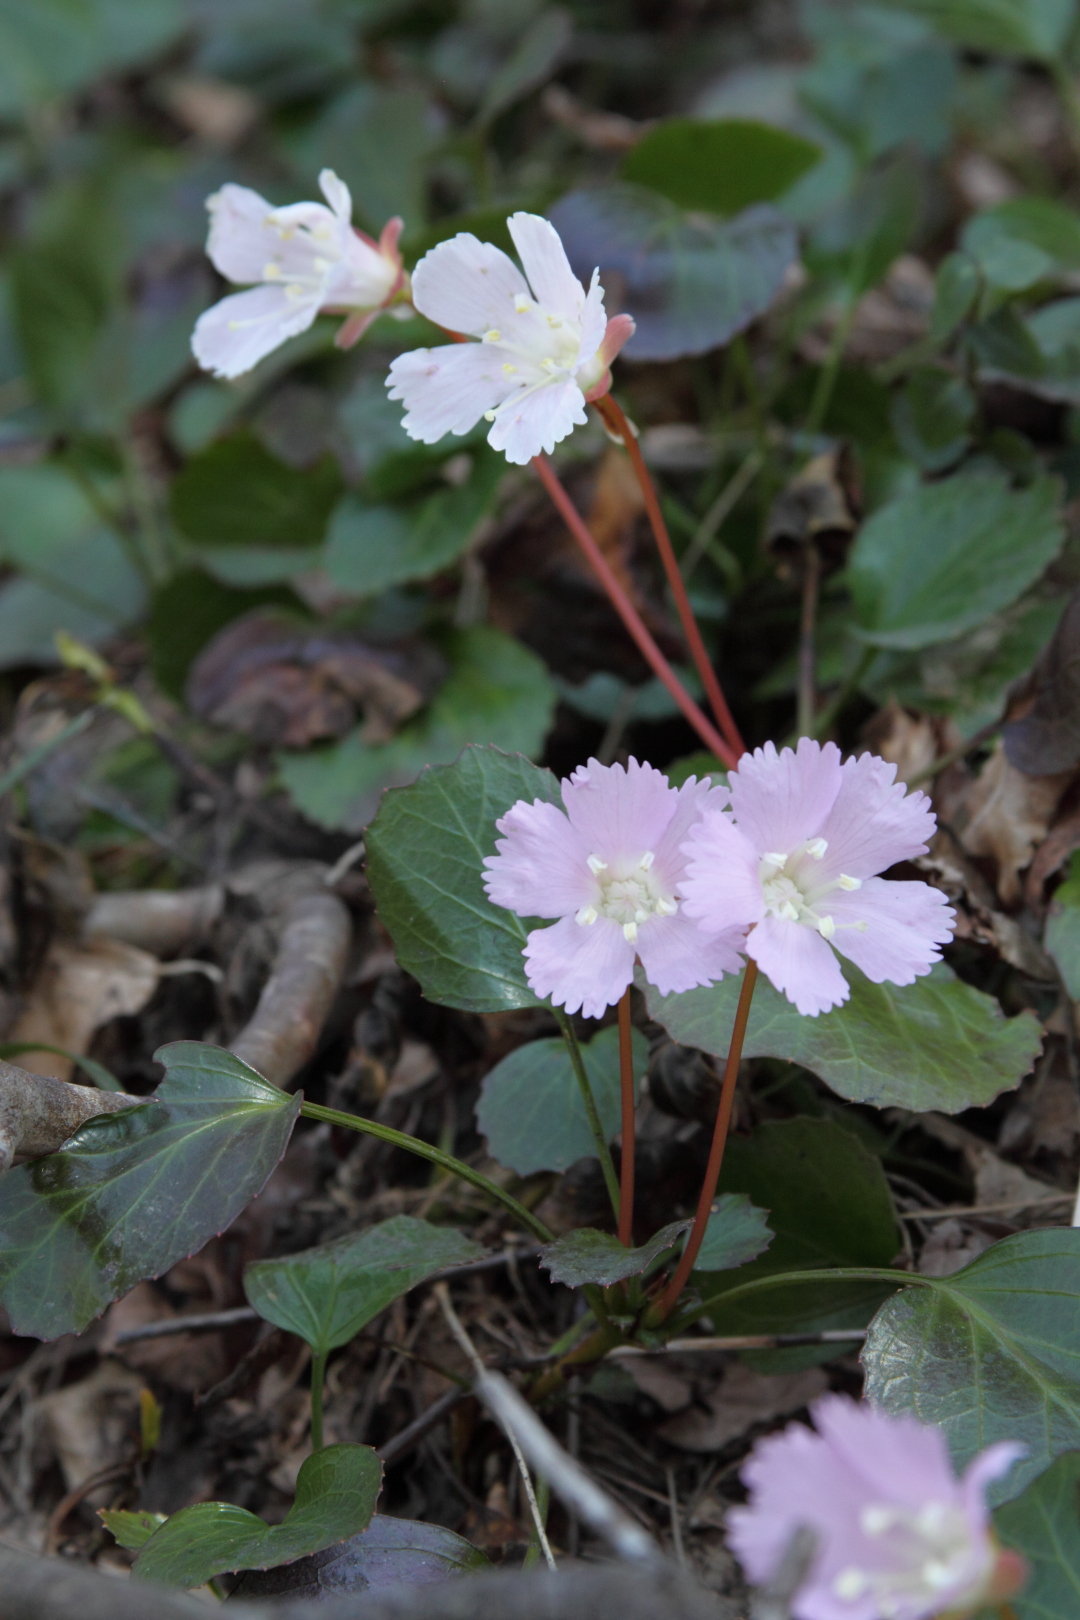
[594,394,746,761]
[652,961,759,1322]
[532,453,738,768]
[617,989,636,1248]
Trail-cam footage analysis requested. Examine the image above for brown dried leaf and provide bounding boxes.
[657,1363,827,1453]
[100,1283,228,1393]
[798,255,934,366]
[765,448,858,567]
[1003,584,1080,776]
[915,827,1056,979]
[9,937,160,1080]
[959,742,1074,906]
[860,701,949,787]
[36,1361,142,1498]
[917,1220,994,1278]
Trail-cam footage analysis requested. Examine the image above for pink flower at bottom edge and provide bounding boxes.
[482,757,746,1019]
[727,1395,1026,1620]
[680,737,955,1016]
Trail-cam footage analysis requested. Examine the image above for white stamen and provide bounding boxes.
[502,363,518,374]
[861,1505,895,1535]
[834,1570,866,1600]
[483,410,496,422]
[575,905,598,927]
[817,914,836,941]
[805,837,828,859]
[623,921,638,943]
[264,262,282,279]
[483,328,501,343]
[838,873,862,890]
[656,896,678,916]
[587,854,608,874]
[514,294,530,313]
[639,851,655,871]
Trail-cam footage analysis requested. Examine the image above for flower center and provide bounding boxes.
[832,1500,985,1616]
[757,838,863,942]
[575,852,678,944]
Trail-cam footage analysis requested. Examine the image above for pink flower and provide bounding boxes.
[386,212,635,465]
[680,738,954,1017]
[482,758,745,1019]
[727,1396,1026,1620]
[192,170,407,379]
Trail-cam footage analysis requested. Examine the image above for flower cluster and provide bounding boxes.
[192,169,407,380]
[727,1396,1026,1620]
[484,741,954,1020]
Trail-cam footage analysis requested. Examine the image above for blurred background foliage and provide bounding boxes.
[3,0,1080,868]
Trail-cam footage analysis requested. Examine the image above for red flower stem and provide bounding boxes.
[594,394,746,761]
[617,988,636,1248]
[532,454,738,768]
[653,961,759,1322]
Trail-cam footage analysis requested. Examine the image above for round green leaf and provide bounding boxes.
[244,1216,483,1356]
[621,119,821,217]
[477,1024,648,1173]
[133,1443,382,1588]
[864,1230,1080,1503]
[645,961,1042,1113]
[0,1042,301,1339]
[994,1451,1080,1618]
[364,743,560,1011]
[170,433,342,550]
[889,0,1075,60]
[539,1195,771,1288]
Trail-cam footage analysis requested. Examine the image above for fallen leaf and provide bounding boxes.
[657,1362,827,1452]
[36,1360,142,1497]
[959,742,1074,905]
[916,826,1057,979]
[917,1219,994,1278]
[159,75,260,145]
[9,936,160,1080]
[100,1282,228,1393]
[765,448,858,568]
[1003,582,1080,776]
[617,1355,694,1413]
[860,701,949,788]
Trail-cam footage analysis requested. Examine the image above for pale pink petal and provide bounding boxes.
[482,798,594,919]
[813,1396,957,1508]
[335,309,378,349]
[680,809,764,933]
[960,1442,1025,1523]
[191,284,321,379]
[523,914,634,1019]
[387,342,517,443]
[204,183,277,283]
[326,240,398,309]
[486,375,587,464]
[636,913,746,996]
[747,913,849,1016]
[652,775,728,894]
[827,878,954,985]
[561,758,676,864]
[508,212,587,324]
[729,738,843,857]
[815,750,937,884]
[318,168,352,221]
[410,232,529,336]
[598,312,636,366]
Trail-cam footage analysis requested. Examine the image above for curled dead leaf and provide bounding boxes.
[959,742,1074,907]
[1004,583,1080,776]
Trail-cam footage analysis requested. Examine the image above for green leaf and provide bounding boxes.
[133,1443,383,1588]
[244,1216,483,1356]
[0,1042,300,1339]
[890,369,975,473]
[864,1229,1080,1503]
[646,961,1042,1114]
[849,467,1065,651]
[147,571,306,702]
[477,1024,648,1173]
[963,197,1080,290]
[0,0,185,116]
[878,0,1075,60]
[696,1119,901,1352]
[475,7,572,127]
[325,450,503,597]
[280,630,557,835]
[364,743,557,1012]
[99,1509,167,1551]
[540,1221,689,1288]
[1045,851,1080,999]
[994,1452,1080,1617]
[296,85,440,233]
[549,184,798,362]
[622,119,821,217]
[809,152,921,295]
[694,1193,775,1272]
[170,433,342,551]
[929,250,981,342]
[230,1515,490,1599]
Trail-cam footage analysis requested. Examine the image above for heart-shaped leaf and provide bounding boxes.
[694,1193,775,1273]
[539,1194,771,1288]
[364,744,560,1012]
[549,184,798,361]
[994,1451,1080,1618]
[170,433,342,550]
[229,1515,490,1599]
[244,1216,484,1356]
[133,1443,382,1588]
[863,1229,1080,1503]
[621,119,821,216]
[99,1510,167,1550]
[0,1042,300,1339]
[477,1024,649,1174]
[645,961,1042,1113]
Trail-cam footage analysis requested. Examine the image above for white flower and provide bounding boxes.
[192,169,407,379]
[385,212,635,465]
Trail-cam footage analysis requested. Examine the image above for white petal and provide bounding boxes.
[410,233,529,336]
[205,183,278,283]
[326,239,397,309]
[577,268,608,368]
[386,342,517,443]
[191,284,321,379]
[318,169,352,222]
[508,212,586,323]
[487,375,587,464]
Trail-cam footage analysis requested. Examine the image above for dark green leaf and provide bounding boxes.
[864,1229,1080,1503]
[1045,851,1080,999]
[244,1216,483,1356]
[890,369,975,473]
[549,185,798,361]
[230,1515,490,1600]
[170,433,342,551]
[147,571,306,702]
[540,1221,689,1288]
[325,451,503,597]
[296,85,440,233]
[622,119,821,217]
[849,467,1065,651]
[0,0,185,116]
[0,1042,300,1339]
[475,7,571,127]
[99,1510,166,1551]
[810,152,921,295]
[646,962,1042,1113]
[133,1443,382,1588]
[994,1451,1080,1618]
[929,250,980,342]
[280,629,557,835]
[477,1024,648,1172]
[364,743,558,1012]
[694,1193,775,1272]
[963,197,1080,290]
[880,0,1075,59]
